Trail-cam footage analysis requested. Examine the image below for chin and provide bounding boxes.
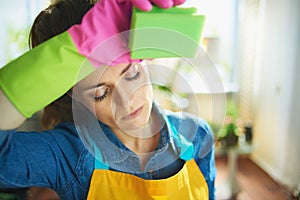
[118,109,151,131]
[122,115,150,130]
[132,117,150,128]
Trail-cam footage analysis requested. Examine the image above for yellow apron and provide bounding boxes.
[87,122,209,200]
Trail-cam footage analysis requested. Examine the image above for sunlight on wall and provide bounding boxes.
[246,0,300,190]
[0,0,48,67]
[191,0,237,84]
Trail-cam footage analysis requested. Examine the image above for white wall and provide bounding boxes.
[0,0,46,66]
[250,0,300,190]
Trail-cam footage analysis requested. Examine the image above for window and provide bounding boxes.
[191,0,239,89]
[0,0,47,66]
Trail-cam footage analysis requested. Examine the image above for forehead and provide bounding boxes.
[77,63,129,89]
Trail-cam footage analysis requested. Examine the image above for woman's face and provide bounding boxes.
[73,62,153,131]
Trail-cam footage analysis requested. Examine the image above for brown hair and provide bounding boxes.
[29,0,93,129]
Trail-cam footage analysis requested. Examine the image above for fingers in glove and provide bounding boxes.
[131,0,152,11]
[150,0,174,9]
[173,0,186,6]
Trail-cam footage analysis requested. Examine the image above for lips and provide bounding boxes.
[123,106,144,120]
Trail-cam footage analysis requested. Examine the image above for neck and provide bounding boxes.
[112,126,160,171]
[111,109,164,171]
[111,126,160,154]
[112,110,163,153]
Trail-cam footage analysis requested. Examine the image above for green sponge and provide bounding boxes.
[129,6,206,59]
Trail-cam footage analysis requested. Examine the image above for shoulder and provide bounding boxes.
[31,122,90,172]
[165,110,214,158]
[8,122,84,154]
[1,122,86,168]
[0,122,76,151]
[165,110,212,138]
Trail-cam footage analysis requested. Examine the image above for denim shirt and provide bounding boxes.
[0,105,216,200]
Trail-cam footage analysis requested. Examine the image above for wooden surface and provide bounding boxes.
[215,156,296,200]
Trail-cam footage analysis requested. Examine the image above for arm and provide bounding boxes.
[0,89,25,130]
[0,0,186,128]
[0,0,135,126]
[0,0,188,128]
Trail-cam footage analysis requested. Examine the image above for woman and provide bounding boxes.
[0,0,216,199]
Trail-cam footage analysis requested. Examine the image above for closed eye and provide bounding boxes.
[124,63,141,81]
[94,86,111,102]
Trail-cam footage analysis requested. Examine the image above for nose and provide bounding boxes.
[112,84,134,110]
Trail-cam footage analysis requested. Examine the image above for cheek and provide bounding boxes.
[94,101,115,123]
[138,85,153,101]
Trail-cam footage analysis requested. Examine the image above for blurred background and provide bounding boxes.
[0,0,299,199]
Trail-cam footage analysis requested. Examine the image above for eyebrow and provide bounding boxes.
[86,64,132,90]
[120,63,131,76]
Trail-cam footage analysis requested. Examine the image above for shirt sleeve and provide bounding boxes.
[0,126,86,193]
[0,129,60,189]
[193,119,216,200]
[1,123,95,199]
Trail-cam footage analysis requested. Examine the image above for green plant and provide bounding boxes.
[221,116,238,146]
[218,95,240,147]
[6,25,30,62]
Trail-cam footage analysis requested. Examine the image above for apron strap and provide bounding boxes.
[94,142,109,169]
[168,119,194,161]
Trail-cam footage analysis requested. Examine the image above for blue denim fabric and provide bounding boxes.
[0,105,216,200]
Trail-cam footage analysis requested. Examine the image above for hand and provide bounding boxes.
[71,0,187,66]
[69,0,138,66]
[122,0,186,11]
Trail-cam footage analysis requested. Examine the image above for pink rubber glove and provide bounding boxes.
[69,0,187,66]
[69,0,139,67]
[123,0,186,11]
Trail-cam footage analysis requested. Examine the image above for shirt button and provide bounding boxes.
[177,147,181,153]
[148,169,153,174]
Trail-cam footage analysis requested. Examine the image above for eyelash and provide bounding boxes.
[125,71,141,81]
[94,70,141,102]
[94,88,110,102]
